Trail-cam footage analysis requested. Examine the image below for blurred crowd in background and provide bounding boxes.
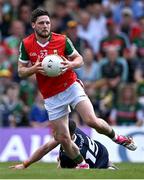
[1,0,144,128]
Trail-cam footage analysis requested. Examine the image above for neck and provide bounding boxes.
[35,32,51,44]
[109,34,115,39]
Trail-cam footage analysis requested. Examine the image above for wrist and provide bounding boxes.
[31,65,37,74]
[70,61,76,69]
[23,160,31,168]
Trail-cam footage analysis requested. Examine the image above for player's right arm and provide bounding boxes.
[18,42,46,77]
[9,138,59,169]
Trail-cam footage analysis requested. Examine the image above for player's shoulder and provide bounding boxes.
[51,32,66,40]
[23,33,35,44]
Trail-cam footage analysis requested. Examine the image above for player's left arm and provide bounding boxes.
[61,37,84,70]
[9,138,59,169]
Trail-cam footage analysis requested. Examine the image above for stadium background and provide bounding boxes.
[0,0,144,166]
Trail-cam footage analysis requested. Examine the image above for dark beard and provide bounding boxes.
[36,30,50,38]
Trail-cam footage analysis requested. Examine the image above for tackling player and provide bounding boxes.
[10,120,118,170]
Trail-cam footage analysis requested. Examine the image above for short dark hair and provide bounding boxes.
[31,8,50,23]
[69,120,76,136]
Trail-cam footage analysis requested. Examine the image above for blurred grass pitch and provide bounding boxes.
[0,162,144,179]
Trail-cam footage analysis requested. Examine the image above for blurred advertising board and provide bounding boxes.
[0,126,143,162]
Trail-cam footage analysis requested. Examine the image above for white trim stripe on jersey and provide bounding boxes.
[19,59,29,63]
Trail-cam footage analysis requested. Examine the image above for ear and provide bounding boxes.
[32,22,35,29]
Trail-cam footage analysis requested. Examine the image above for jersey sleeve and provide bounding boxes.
[65,37,77,57]
[19,41,29,63]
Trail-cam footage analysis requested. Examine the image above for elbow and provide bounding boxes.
[81,60,84,66]
[18,70,23,78]
[18,66,23,78]
[18,73,23,78]
[18,69,26,78]
[71,54,84,68]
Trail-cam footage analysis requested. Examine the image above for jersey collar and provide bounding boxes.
[36,32,52,47]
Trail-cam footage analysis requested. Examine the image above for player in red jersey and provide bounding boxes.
[18,8,137,169]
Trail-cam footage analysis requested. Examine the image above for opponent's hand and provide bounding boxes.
[9,163,25,170]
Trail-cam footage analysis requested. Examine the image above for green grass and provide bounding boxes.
[0,162,144,179]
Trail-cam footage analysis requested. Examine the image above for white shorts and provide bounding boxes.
[44,81,88,120]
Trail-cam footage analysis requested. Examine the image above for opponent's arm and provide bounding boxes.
[10,138,59,169]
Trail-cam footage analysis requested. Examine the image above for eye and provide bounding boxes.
[39,22,45,25]
[38,21,50,25]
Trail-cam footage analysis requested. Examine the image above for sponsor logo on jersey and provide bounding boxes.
[29,52,37,57]
[40,50,48,58]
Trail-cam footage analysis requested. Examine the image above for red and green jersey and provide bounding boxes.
[113,103,141,125]
[99,34,128,56]
[19,32,77,99]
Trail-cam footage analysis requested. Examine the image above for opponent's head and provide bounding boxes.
[31,8,51,38]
